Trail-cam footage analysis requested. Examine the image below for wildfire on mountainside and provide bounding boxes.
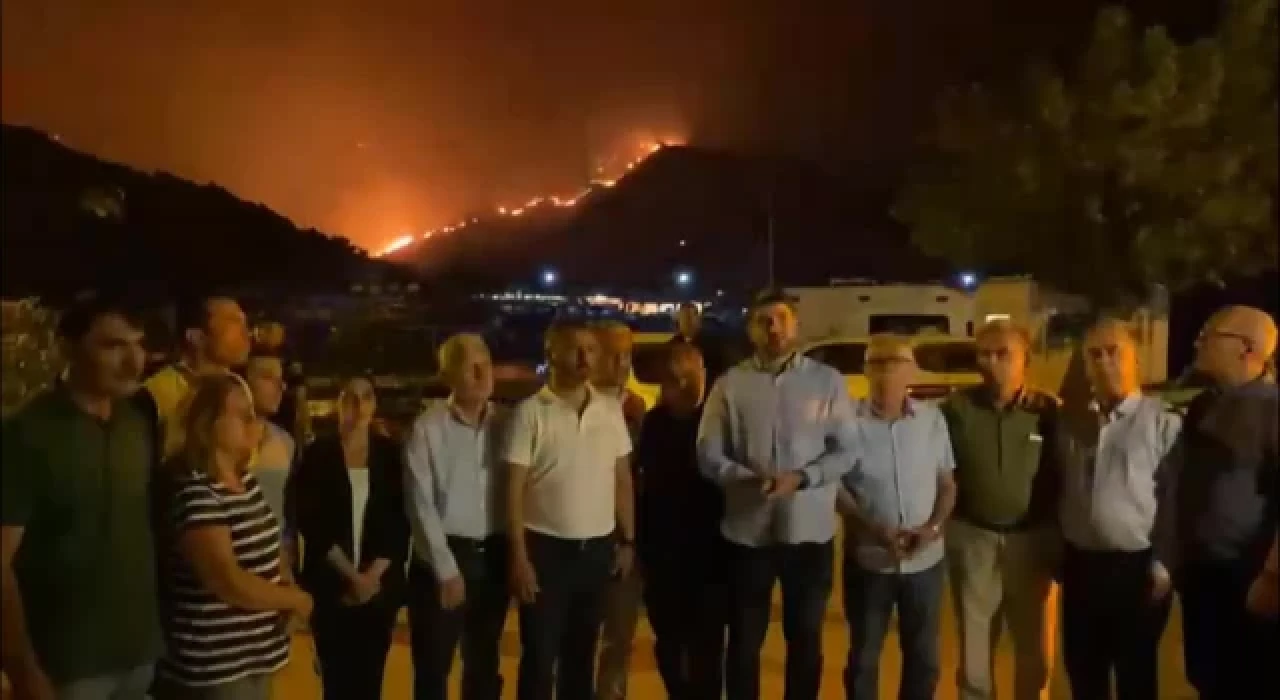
[374,136,682,258]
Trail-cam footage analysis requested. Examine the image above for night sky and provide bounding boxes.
[1,0,1205,253]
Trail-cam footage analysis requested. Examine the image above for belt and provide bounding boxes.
[447,533,505,554]
[959,514,1038,534]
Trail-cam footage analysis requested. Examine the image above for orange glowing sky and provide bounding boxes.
[2,0,1165,252]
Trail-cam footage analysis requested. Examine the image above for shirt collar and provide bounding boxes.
[750,351,802,375]
[592,383,626,400]
[537,382,599,409]
[1090,391,1143,420]
[857,396,919,421]
[446,396,492,427]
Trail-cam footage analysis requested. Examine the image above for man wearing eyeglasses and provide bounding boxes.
[1153,305,1278,700]
[837,334,956,700]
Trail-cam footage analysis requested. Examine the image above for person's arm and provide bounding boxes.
[1,525,42,682]
[925,413,958,530]
[403,416,460,581]
[836,486,873,527]
[612,411,636,544]
[799,377,859,488]
[1151,407,1186,574]
[503,403,538,564]
[0,419,44,680]
[367,438,409,579]
[696,378,759,484]
[292,442,359,582]
[274,433,299,582]
[174,483,309,612]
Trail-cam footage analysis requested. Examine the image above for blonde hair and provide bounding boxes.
[177,373,254,477]
[437,333,489,377]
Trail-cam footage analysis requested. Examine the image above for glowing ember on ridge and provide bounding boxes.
[373,137,681,258]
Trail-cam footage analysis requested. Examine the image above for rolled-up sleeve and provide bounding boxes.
[697,378,756,484]
[403,417,459,582]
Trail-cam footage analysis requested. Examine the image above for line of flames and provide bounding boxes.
[374,139,678,258]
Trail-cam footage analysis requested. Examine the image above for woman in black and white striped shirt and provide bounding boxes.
[153,373,313,700]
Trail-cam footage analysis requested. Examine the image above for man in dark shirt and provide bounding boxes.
[1154,305,1279,700]
[636,341,726,700]
[1,293,164,700]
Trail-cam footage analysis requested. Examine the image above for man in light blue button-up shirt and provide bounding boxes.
[835,334,956,700]
[403,334,510,700]
[697,289,859,700]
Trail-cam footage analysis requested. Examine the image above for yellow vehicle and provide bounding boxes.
[800,335,983,401]
[628,331,675,408]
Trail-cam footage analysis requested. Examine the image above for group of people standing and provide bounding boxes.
[1,288,1277,700]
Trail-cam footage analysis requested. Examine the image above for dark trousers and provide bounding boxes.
[1178,557,1280,700]
[842,561,943,700]
[516,530,615,700]
[724,538,834,700]
[642,546,728,700]
[1061,545,1170,700]
[407,536,511,700]
[312,595,399,699]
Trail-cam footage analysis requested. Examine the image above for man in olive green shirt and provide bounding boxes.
[941,319,1062,700]
[1,294,164,700]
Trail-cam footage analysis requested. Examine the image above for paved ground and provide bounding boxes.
[272,580,1197,699]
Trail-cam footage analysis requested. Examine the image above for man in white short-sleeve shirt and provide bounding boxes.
[505,320,636,700]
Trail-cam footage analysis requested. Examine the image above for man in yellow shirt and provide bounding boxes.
[137,295,251,459]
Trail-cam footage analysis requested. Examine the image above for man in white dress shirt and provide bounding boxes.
[1058,319,1181,700]
[505,320,637,700]
[404,334,510,700]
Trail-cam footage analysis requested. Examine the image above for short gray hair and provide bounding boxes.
[437,333,489,376]
[975,318,1032,350]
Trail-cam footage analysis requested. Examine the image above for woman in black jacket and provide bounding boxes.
[291,377,409,699]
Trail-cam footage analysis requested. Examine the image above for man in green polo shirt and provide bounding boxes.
[2,293,164,700]
[941,319,1062,700]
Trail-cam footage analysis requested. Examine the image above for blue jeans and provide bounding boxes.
[56,664,154,700]
[842,561,943,700]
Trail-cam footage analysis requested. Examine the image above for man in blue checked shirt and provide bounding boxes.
[697,288,860,700]
[836,333,957,700]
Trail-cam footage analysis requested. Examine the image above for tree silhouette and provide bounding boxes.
[895,0,1278,305]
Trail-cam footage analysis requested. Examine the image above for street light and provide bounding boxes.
[675,269,693,288]
[958,271,978,289]
[541,268,558,287]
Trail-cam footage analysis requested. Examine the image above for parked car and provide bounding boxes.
[800,334,984,401]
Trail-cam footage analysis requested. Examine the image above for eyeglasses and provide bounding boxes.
[1199,330,1254,350]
